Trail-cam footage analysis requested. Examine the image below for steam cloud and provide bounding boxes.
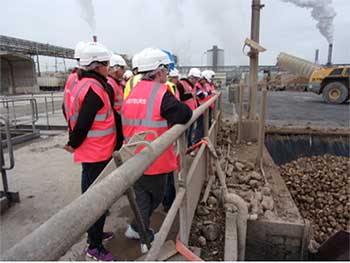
[281,0,336,43]
[77,0,96,33]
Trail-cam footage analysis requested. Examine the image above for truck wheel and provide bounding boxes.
[322,82,349,104]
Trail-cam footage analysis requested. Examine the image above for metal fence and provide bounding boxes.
[1,93,222,261]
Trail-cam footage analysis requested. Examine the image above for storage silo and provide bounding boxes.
[206,45,224,70]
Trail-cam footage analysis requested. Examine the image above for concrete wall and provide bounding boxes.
[0,52,39,95]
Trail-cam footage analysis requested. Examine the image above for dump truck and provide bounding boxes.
[277,53,350,104]
[308,66,350,104]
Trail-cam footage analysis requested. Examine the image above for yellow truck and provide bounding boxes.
[308,66,350,104]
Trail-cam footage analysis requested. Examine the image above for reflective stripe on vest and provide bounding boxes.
[122,83,168,128]
[70,79,111,123]
[87,126,116,137]
[63,76,77,114]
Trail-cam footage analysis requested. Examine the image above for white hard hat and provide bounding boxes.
[201,70,213,82]
[188,68,201,78]
[79,42,111,66]
[169,68,179,77]
[74,41,87,59]
[131,53,140,70]
[123,70,133,80]
[137,48,171,73]
[110,54,127,68]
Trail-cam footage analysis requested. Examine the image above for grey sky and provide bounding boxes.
[1,0,349,70]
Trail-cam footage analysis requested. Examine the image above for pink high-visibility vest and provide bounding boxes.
[67,77,116,163]
[121,80,176,175]
[63,71,78,122]
[107,76,124,113]
[179,80,197,111]
[196,82,215,109]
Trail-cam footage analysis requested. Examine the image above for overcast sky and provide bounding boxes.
[1,0,349,70]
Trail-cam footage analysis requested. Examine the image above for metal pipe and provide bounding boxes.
[51,93,55,114]
[2,93,221,261]
[224,211,238,261]
[44,97,49,128]
[225,193,248,261]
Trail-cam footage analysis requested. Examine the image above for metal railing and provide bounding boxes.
[1,93,222,261]
[1,93,63,130]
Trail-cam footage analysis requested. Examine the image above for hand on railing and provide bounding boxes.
[63,144,74,153]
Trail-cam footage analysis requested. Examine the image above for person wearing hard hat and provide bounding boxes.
[123,53,143,99]
[192,69,216,144]
[122,48,192,254]
[62,41,86,122]
[107,54,126,113]
[198,70,216,126]
[177,68,200,147]
[64,42,123,261]
[166,68,180,100]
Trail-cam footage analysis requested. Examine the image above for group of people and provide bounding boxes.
[62,41,217,261]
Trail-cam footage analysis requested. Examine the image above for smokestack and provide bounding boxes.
[93,35,97,42]
[327,43,333,66]
[314,49,319,64]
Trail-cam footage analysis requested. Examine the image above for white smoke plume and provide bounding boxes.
[77,0,96,33]
[281,0,336,43]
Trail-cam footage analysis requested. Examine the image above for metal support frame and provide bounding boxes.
[0,116,19,207]
[256,81,267,166]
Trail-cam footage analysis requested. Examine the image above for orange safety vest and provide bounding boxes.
[196,82,215,109]
[107,76,124,113]
[63,71,78,122]
[179,80,197,111]
[67,77,116,163]
[121,80,177,175]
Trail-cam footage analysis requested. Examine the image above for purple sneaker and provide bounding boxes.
[86,246,115,261]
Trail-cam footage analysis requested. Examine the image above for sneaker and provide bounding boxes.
[86,245,115,261]
[124,224,140,240]
[140,231,155,254]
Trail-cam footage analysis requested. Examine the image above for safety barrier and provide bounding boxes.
[1,92,222,261]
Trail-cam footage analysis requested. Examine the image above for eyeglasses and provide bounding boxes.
[160,64,169,73]
[100,61,110,67]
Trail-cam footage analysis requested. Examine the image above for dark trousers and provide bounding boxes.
[209,108,212,127]
[131,173,166,241]
[193,114,204,144]
[162,172,175,210]
[81,159,110,249]
[187,123,195,147]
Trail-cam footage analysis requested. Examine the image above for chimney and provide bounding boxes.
[314,49,319,64]
[327,43,333,66]
[93,35,97,42]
